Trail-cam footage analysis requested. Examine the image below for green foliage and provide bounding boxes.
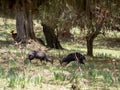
[7,68,17,78]
[8,45,15,50]
[8,75,17,88]
[8,59,17,67]
[89,69,98,78]
[24,59,29,65]
[0,66,5,78]
[118,75,120,84]
[54,72,66,81]
[89,63,95,69]
[69,71,84,81]
[7,68,17,88]
[17,74,27,88]
[7,68,42,88]
[7,73,27,88]
[103,72,114,85]
[33,75,42,85]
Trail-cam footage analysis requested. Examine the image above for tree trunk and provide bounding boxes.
[86,28,101,56]
[86,36,94,56]
[42,24,62,49]
[15,2,36,43]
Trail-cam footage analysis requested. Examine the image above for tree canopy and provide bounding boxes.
[0,0,120,55]
[0,0,45,18]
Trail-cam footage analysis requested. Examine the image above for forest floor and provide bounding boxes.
[0,18,120,90]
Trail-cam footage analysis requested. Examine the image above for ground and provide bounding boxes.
[0,18,120,90]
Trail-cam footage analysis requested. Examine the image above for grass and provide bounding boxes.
[0,18,120,90]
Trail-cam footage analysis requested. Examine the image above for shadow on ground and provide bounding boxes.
[0,40,13,47]
[91,37,120,50]
[105,38,120,48]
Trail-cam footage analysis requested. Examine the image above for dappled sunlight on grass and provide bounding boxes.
[94,49,120,59]
[0,43,120,89]
[0,18,120,89]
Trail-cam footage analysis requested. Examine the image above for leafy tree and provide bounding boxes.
[63,0,120,56]
[0,0,45,43]
[38,0,64,49]
[0,0,63,49]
